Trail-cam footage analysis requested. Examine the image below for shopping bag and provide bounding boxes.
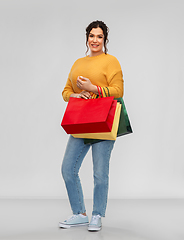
[83,98,133,144]
[72,102,121,140]
[61,95,117,134]
[116,98,133,136]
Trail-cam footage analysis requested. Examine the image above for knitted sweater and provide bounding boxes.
[62,53,124,102]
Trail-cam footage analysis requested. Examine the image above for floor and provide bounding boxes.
[0,199,184,240]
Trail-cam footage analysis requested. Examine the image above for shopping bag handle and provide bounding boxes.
[97,86,103,98]
[97,86,101,98]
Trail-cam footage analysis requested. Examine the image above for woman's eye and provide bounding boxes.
[98,36,103,38]
[89,35,94,38]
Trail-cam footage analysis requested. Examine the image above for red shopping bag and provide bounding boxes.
[61,96,117,134]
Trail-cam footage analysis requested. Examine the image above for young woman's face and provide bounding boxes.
[88,27,104,56]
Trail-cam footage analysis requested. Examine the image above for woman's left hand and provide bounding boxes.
[77,76,94,92]
[79,91,92,99]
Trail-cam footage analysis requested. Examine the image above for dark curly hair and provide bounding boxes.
[86,20,109,55]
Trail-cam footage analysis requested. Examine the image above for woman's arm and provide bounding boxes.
[106,70,124,98]
[62,77,75,102]
[62,77,92,101]
[76,71,124,98]
[77,76,98,94]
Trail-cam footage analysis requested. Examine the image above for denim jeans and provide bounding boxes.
[61,135,115,217]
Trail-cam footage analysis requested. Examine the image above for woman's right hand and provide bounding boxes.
[70,91,91,100]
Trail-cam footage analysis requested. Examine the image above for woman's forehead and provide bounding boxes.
[90,28,103,35]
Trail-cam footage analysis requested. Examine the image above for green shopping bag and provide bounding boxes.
[83,98,133,144]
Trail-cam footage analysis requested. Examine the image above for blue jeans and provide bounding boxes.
[61,135,115,217]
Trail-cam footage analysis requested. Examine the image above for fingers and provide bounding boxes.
[77,76,90,88]
[79,91,91,99]
[77,78,83,89]
[79,76,89,81]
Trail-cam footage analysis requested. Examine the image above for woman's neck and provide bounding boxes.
[89,50,104,57]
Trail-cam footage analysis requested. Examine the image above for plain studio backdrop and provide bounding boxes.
[0,0,183,200]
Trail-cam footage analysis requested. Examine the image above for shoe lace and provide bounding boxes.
[90,215,101,225]
[66,215,78,222]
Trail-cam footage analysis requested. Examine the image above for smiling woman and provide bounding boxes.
[60,20,124,232]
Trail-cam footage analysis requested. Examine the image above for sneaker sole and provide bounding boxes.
[59,222,89,229]
[88,226,102,231]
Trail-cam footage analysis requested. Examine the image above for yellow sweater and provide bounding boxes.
[62,53,124,102]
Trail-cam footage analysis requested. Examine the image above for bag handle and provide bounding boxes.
[107,87,110,97]
[97,86,102,98]
[99,86,103,98]
[102,87,107,97]
[99,86,110,98]
[97,86,105,98]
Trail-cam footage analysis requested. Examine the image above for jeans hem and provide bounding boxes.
[92,212,105,217]
[73,210,87,215]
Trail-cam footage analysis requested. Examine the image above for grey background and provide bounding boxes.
[0,0,183,199]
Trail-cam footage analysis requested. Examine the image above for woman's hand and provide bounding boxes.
[70,91,91,100]
[77,76,95,92]
[79,91,92,99]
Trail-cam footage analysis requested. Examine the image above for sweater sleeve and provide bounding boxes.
[62,69,75,102]
[106,70,124,98]
[62,78,74,102]
[104,56,124,98]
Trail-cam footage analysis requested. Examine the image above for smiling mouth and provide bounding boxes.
[91,44,99,48]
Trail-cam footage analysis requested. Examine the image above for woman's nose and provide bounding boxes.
[93,36,97,42]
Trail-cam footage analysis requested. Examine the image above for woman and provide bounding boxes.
[59,20,124,232]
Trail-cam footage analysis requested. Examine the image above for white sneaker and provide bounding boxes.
[88,215,102,231]
[59,214,89,229]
